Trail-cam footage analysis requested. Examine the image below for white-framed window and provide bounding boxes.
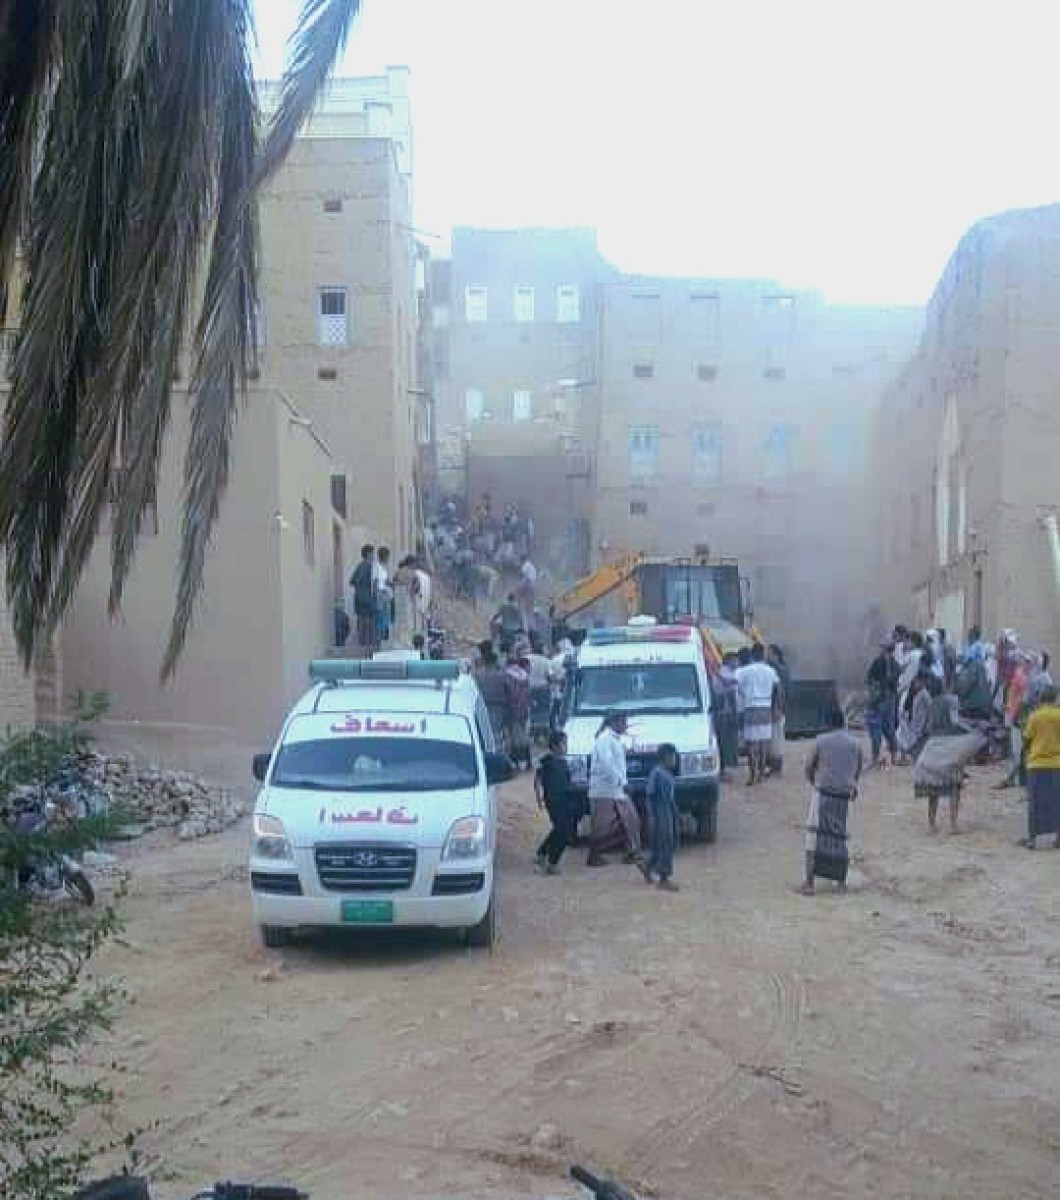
[691,423,723,483]
[465,285,488,322]
[512,389,534,421]
[317,287,348,345]
[465,388,485,421]
[763,424,797,479]
[513,285,535,323]
[629,425,660,481]
[556,284,581,324]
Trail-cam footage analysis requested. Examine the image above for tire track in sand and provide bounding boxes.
[625,968,806,1174]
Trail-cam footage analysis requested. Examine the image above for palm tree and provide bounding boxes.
[0,0,362,678]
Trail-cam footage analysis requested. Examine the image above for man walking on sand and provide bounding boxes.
[736,643,780,787]
[642,743,680,891]
[586,712,645,868]
[802,708,863,895]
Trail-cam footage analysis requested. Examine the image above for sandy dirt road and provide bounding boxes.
[89,749,1059,1200]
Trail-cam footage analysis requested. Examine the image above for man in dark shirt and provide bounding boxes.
[349,544,377,652]
[492,593,524,645]
[866,638,900,767]
[534,732,573,873]
[642,744,680,891]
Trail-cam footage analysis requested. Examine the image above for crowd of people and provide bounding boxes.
[474,631,574,773]
[336,543,434,655]
[427,493,549,621]
[859,624,1060,850]
[520,620,1060,901]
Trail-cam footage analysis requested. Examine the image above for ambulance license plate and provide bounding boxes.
[341,899,394,924]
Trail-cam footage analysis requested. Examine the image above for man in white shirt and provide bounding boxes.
[586,712,645,868]
[413,564,432,632]
[373,547,393,643]
[735,643,780,786]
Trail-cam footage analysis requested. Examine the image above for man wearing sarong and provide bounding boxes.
[913,693,983,834]
[714,654,741,778]
[586,712,644,868]
[801,708,863,895]
[735,643,779,787]
[1021,685,1060,850]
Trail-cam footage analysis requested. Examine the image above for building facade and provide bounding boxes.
[874,205,1060,653]
[433,227,615,571]
[53,74,423,742]
[257,133,423,554]
[590,278,922,680]
[61,388,345,742]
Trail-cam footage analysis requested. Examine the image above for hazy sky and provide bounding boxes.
[254,0,1060,305]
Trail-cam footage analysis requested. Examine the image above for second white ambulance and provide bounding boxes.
[562,621,722,841]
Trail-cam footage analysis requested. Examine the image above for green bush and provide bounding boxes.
[0,694,138,1200]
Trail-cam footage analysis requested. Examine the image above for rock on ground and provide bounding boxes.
[79,751,245,840]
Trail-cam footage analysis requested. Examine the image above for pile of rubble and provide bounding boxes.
[431,591,488,658]
[79,751,246,841]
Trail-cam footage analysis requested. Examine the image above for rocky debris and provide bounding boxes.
[432,589,488,657]
[79,751,246,840]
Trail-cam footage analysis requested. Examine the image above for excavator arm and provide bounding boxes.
[553,553,645,622]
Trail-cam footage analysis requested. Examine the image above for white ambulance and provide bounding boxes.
[562,622,722,841]
[248,659,514,949]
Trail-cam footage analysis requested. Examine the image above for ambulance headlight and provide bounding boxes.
[253,813,292,860]
[442,816,487,860]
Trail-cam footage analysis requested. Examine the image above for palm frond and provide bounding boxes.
[0,0,58,321]
[162,0,259,680]
[0,0,362,676]
[256,0,361,185]
[104,0,233,614]
[0,0,122,659]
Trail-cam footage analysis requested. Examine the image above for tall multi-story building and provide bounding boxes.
[51,72,425,741]
[590,277,922,680]
[258,68,424,552]
[873,204,1060,651]
[433,227,615,570]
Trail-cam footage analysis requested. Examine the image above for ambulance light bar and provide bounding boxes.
[586,626,695,646]
[309,659,463,684]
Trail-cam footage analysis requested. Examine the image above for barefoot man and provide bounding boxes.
[802,708,863,895]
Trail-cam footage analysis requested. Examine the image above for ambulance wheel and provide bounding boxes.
[466,891,497,950]
[260,925,290,949]
[693,789,719,843]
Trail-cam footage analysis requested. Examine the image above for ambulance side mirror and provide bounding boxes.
[251,752,272,782]
[485,752,517,786]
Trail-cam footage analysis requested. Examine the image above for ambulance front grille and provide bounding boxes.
[314,844,417,892]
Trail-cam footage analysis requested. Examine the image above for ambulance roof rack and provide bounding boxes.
[586,625,695,647]
[309,659,465,686]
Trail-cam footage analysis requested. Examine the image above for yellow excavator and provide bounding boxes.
[552,552,840,737]
[552,553,757,669]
